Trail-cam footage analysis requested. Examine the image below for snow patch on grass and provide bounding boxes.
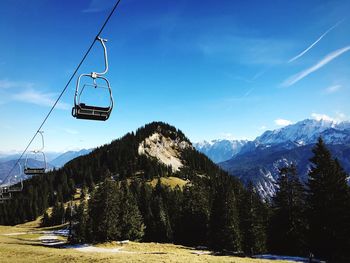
[67,244,133,253]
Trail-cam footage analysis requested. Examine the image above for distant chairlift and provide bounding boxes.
[0,161,23,203]
[0,187,11,202]
[72,36,114,121]
[8,163,24,192]
[24,131,47,175]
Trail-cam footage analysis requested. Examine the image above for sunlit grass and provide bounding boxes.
[0,221,293,263]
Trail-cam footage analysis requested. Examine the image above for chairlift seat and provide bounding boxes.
[72,103,111,121]
[24,167,46,175]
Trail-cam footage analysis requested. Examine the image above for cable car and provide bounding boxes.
[24,131,47,175]
[72,36,114,121]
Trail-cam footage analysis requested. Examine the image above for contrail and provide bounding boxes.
[282,45,350,87]
[288,20,344,63]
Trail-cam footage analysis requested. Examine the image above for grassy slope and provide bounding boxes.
[0,220,291,263]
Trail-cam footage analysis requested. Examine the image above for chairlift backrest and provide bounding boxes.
[24,131,47,175]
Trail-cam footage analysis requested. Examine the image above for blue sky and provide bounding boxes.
[1,0,350,152]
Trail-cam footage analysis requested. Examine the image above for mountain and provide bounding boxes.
[255,119,350,146]
[0,152,62,164]
[219,119,350,199]
[0,159,55,184]
[0,149,90,183]
[194,139,248,163]
[50,149,92,168]
[0,122,245,227]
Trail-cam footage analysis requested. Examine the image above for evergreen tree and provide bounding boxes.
[150,194,173,242]
[209,177,241,252]
[268,164,307,256]
[307,138,350,260]
[240,182,267,255]
[118,182,145,240]
[70,201,88,243]
[41,211,50,227]
[88,178,119,242]
[177,183,210,246]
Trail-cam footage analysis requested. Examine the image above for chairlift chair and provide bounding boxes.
[8,163,24,192]
[24,131,47,175]
[0,187,11,201]
[3,162,23,193]
[9,178,23,192]
[72,37,114,121]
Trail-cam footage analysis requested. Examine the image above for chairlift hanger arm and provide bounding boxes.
[92,37,109,77]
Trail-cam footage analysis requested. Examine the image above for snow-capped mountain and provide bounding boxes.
[194,139,248,163]
[255,119,350,146]
[217,119,350,200]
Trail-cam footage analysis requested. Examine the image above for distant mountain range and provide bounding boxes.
[193,139,248,163]
[49,149,92,168]
[194,119,350,199]
[0,149,92,183]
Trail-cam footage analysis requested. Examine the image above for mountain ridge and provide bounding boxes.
[195,118,350,199]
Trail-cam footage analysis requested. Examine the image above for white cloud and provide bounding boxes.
[219,133,237,140]
[288,20,343,63]
[311,113,334,122]
[12,90,69,110]
[311,112,348,123]
[259,125,267,130]
[275,119,293,126]
[324,84,342,94]
[63,128,79,135]
[0,79,34,89]
[282,46,350,87]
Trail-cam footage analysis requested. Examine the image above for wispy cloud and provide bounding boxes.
[324,84,342,94]
[63,128,79,135]
[12,90,69,110]
[282,46,350,87]
[0,79,34,89]
[199,35,294,65]
[288,20,343,63]
[275,119,293,126]
[219,132,238,140]
[82,0,113,13]
[311,112,348,123]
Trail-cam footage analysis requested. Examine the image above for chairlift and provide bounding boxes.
[8,163,24,192]
[24,131,47,175]
[0,187,11,202]
[72,36,114,121]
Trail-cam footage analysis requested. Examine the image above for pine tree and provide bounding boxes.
[88,178,119,242]
[209,177,241,252]
[118,182,145,240]
[41,211,50,227]
[268,164,307,256]
[178,183,210,246]
[151,195,173,242]
[70,201,88,243]
[307,138,350,260]
[240,182,267,255]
